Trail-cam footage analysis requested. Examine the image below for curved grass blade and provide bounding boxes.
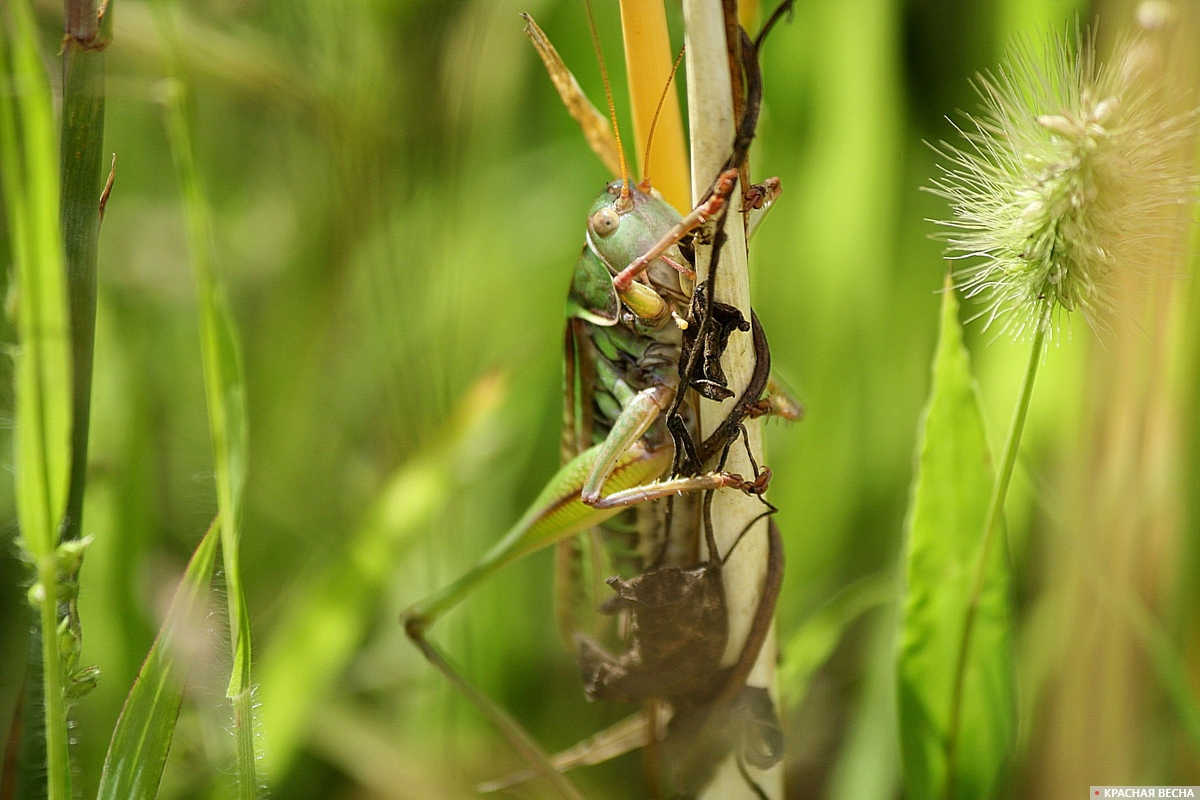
[156,10,257,793]
[778,574,894,713]
[59,0,110,545]
[97,520,221,800]
[0,3,75,796]
[259,375,506,785]
[896,282,1015,800]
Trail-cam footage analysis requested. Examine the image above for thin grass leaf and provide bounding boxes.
[896,283,1015,800]
[259,375,506,785]
[1088,551,1200,754]
[159,70,249,682]
[826,613,900,800]
[156,14,256,792]
[0,3,76,797]
[59,0,109,545]
[777,574,894,713]
[0,0,72,553]
[618,0,689,211]
[97,520,221,800]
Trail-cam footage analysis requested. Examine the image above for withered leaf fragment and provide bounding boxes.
[680,283,750,403]
[578,562,727,704]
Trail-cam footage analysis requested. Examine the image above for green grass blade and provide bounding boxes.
[777,574,894,713]
[158,70,249,682]
[96,520,221,800]
[158,78,258,796]
[0,3,75,798]
[1127,589,1200,753]
[59,0,109,544]
[896,284,1015,800]
[259,375,506,785]
[827,613,901,800]
[0,0,73,550]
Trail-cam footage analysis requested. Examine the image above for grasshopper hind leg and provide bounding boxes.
[402,621,588,800]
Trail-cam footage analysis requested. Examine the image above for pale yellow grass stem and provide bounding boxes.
[620,0,690,211]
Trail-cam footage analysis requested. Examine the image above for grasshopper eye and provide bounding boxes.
[589,207,621,237]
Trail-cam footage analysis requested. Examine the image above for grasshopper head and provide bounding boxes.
[586,182,683,270]
[585,180,689,315]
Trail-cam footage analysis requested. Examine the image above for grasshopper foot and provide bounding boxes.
[722,467,772,496]
[401,608,427,641]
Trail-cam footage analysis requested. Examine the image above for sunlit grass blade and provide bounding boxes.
[59,0,110,544]
[896,282,1015,800]
[777,574,894,713]
[1097,556,1200,753]
[0,2,75,797]
[259,375,506,785]
[96,520,221,800]
[156,16,257,794]
[0,0,72,554]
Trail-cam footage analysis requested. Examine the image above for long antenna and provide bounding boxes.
[585,0,631,208]
[640,44,686,191]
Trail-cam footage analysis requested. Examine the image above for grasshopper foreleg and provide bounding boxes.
[580,385,673,504]
[580,361,770,509]
[586,469,769,511]
[611,167,740,297]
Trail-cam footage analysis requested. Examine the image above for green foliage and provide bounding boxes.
[897,286,1015,800]
[157,61,258,800]
[1,0,1197,797]
[257,377,506,782]
[97,521,220,800]
[0,1,77,796]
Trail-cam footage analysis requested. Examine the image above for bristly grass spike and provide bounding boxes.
[923,15,1198,797]
[929,23,1198,340]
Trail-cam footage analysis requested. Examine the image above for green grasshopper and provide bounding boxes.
[402,6,796,797]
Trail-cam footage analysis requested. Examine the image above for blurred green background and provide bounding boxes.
[2,0,1198,797]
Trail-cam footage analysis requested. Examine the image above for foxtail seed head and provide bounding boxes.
[929,23,1197,340]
